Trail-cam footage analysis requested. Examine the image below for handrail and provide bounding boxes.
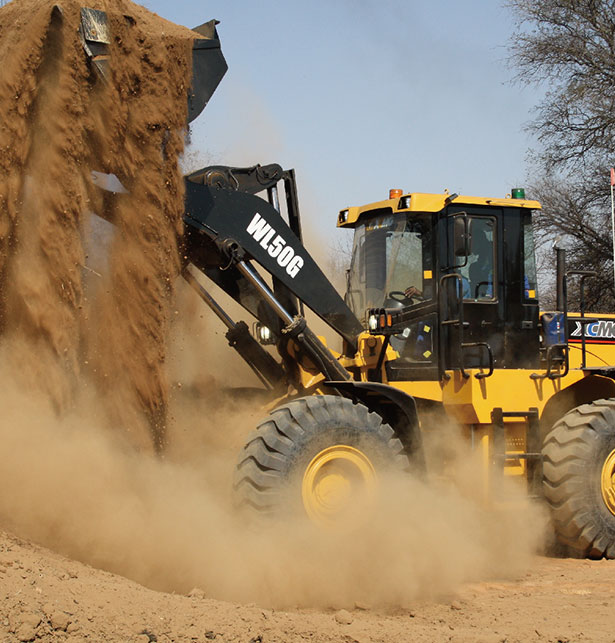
[439,273,468,378]
[530,344,569,380]
[462,342,494,379]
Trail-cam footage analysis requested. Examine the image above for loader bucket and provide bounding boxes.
[79,8,227,123]
[188,20,228,123]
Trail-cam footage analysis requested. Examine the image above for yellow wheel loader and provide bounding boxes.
[183,164,615,558]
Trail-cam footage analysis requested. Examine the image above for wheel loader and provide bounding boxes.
[75,7,615,557]
[182,164,615,558]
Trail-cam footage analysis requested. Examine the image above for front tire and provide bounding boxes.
[233,395,409,525]
[542,399,615,558]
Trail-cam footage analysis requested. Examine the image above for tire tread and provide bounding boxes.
[543,398,615,558]
[233,394,410,518]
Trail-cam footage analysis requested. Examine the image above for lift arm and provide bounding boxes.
[184,165,363,348]
[182,164,363,387]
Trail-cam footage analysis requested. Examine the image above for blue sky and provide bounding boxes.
[141,1,538,241]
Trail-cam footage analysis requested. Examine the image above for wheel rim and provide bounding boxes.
[301,445,377,525]
[601,448,615,516]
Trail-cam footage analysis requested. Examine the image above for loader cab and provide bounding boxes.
[338,190,542,381]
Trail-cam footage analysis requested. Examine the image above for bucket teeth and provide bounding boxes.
[79,7,110,80]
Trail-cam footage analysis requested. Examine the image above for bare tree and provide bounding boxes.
[508,0,615,309]
[530,172,615,310]
[509,0,615,172]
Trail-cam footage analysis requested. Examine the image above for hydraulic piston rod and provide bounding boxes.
[235,260,294,326]
[183,267,235,330]
[182,267,285,389]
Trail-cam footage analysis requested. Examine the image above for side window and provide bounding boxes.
[457,217,496,301]
[385,216,433,304]
[386,228,422,292]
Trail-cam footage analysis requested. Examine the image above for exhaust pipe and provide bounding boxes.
[556,246,566,312]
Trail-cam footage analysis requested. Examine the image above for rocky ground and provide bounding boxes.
[1,529,613,643]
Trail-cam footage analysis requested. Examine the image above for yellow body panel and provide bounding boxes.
[291,318,615,486]
[389,380,443,402]
[332,329,612,421]
[339,332,399,381]
[437,368,585,424]
[342,315,615,418]
[337,191,541,228]
[287,323,615,487]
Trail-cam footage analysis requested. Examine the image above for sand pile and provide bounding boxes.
[0,0,199,450]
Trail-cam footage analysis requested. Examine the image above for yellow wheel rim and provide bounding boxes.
[301,445,377,526]
[601,448,615,516]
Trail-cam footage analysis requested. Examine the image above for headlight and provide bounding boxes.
[368,314,379,331]
[253,322,276,345]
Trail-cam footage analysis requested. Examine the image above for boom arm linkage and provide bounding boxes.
[182,164,362,388]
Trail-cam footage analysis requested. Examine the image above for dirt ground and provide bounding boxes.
[0,528,613,643]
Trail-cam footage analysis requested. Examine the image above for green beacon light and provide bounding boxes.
[511,187,526,199]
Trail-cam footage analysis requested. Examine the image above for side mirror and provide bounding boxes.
[453,214,472,257]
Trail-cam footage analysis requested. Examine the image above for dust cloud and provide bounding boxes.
[0,363,546,608]
[0,0,545,611]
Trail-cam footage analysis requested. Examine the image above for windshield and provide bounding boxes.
[346,213,433,321]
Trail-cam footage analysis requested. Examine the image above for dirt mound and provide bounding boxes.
[0,0,197,450]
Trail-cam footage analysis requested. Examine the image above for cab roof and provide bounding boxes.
[337,191,542,228]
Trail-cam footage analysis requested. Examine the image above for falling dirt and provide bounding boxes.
[0,0,196,450]
[0,1,599,641]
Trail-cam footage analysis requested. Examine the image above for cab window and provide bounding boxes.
[455,217,496,301]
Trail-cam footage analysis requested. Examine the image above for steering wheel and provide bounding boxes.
[388,290,412,303]
[389,289,424,303]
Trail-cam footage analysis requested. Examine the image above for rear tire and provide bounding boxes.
[542,399,615,558]
[233,395,409,524]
